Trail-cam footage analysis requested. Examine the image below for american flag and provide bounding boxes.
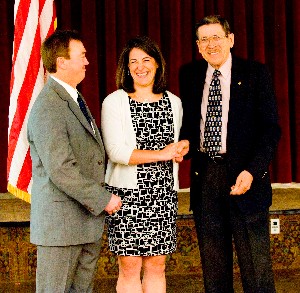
[7,0,56,203]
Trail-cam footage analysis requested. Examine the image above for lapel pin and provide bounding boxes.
[238,81,242,85]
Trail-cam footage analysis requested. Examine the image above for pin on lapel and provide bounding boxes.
[238,81,242,85]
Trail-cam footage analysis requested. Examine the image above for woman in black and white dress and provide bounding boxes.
[101,36,189,293]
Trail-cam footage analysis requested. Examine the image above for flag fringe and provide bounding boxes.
[7,183,31,203]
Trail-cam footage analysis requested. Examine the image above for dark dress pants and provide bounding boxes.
[192,157,276,293]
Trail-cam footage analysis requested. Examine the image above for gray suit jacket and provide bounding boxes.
[27,77,111,246]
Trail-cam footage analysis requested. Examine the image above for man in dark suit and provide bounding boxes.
[179,15,281,293]
[27,30,122,292]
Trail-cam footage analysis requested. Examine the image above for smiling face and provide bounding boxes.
[65,40,89,86]
[128,47,158,89]
[56,39,89,88]
[196,23,234,69]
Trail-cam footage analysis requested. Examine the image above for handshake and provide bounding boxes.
[104,139,190,214]
[161,139,190,163]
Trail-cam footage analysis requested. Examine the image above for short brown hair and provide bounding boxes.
[41,30,82,73]
[116,36,167,94]
[195,15,232,40]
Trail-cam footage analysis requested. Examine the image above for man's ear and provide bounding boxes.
[57,57,66,70]
[229,33,234,48]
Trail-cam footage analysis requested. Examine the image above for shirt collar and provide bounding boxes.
[207,53,232,80]
[50,75,79,103]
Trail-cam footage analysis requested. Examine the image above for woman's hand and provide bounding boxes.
[128,140,189,165]
[174,140,190,163]
[159,143,180,161]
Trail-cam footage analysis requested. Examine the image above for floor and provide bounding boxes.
[1,270,300,292]
[95,270,300,293]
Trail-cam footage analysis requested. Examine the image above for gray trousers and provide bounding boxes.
[36,238,102,293]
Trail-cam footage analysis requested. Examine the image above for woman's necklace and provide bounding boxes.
[134,93,153,103]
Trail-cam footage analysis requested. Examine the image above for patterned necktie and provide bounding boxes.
[77,94,92,125]
[203,69,222,158]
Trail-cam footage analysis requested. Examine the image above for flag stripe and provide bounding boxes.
[10,0,38,98]
[40,0,56,39]
[8,62,44,188]
[9,0,42,130]
[16,149,32,190]
[7,30,42,174]
[11,0,31,66]
[7,0,56,202]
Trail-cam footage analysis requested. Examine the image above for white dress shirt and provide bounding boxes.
[200,54,232,154]
[50,75,79,103]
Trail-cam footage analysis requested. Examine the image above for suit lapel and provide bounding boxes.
[76,97,105,150]
[230,57,243,101]
[198,61,208,118]
[227,57,247,152]
[48,78,103,145]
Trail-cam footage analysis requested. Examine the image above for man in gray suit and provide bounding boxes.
[27,30,122,292]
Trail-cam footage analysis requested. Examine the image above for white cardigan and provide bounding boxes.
[101,89,183,191]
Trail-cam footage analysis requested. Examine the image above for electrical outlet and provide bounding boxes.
[270,219,280,234]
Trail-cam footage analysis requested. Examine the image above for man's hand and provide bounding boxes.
[104,194,122,215]
[174,140,190,163]
[230,170,253,196]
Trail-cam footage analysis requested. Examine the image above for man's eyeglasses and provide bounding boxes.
[198,35,228,46]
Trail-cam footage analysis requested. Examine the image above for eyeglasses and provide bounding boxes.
[198,35,228,46]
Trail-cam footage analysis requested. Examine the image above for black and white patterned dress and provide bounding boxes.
[105,92,178,256]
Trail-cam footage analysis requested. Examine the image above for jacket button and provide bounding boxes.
[195,172,199,176]
[101,182,105,187]
[98,161,103,165]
